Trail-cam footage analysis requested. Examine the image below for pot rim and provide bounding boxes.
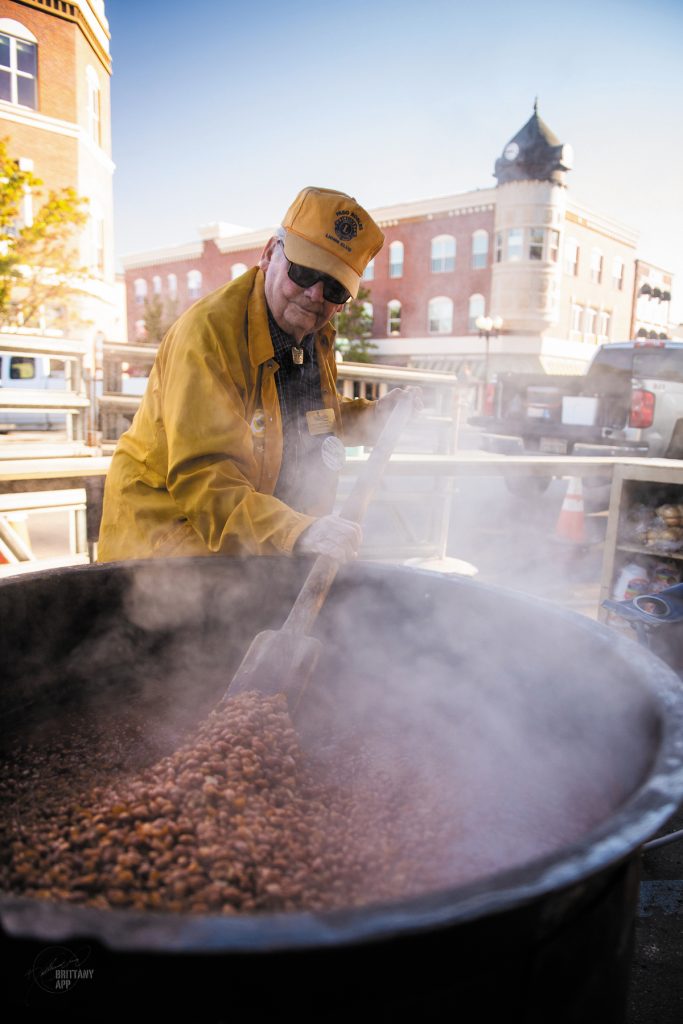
[1,562,683,953]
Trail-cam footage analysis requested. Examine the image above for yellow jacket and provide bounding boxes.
[97,268,376,562]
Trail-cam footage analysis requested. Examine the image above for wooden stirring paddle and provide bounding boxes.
[225,391,416,713]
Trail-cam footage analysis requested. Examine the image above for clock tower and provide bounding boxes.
[490,103,572,334]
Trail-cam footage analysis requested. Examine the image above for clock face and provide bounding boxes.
[504,142,519,161]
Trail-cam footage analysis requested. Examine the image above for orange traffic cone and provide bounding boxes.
[556,477,587,544]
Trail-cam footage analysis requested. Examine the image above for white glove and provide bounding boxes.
[295,515,362,562]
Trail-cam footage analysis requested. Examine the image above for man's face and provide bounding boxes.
[259,238,345,341]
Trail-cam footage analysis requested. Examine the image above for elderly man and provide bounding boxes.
[98,186,412,564]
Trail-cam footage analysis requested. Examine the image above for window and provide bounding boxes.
[612,259,624,291]
[548,230,560,263]
[389,240,403,278]
[507,228,523,262]
[590,249,603,284]
[90,204,104,274]
[86,66,101,145]
[0,23,38,110]
[597,310,611,339]
[387,300,401,336]
[584,307,597,337]
[529,228,544,261]
[134,278,148,306]
[6,157,33,234]
[428,296,453,334]
[187,269,202,299]
[362,258,374,281]
[152,275,162,295]
[9,356,35,379]
[471,230,488,269]
[565,238,579,276]
[468,294,485,331]
[570,303,583,334]
[167,273,177,298]
[495,232,503,263]
[431,235,455,273]
[362,302,373,328]
[231,263,247,280]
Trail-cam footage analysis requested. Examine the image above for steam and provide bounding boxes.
[51,551,659,901]
[8,431,664,907]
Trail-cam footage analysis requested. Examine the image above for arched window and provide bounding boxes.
[86,65,101,145]
[231,263,247,280]
[152,275,162,295]
[362,301,373,327]
[389,241,404,278]
[590,249,603,284]
[167,273,177,298]
[565,238,579,276]
[363,258,374,281]
[428,296,453,334]
[471,230,488,269]
[187,269,202,299]
[431,235,456,273]
[468,294,485,331]
[387,300,401,336]
[134,278,147,306]
[0,20,38,110]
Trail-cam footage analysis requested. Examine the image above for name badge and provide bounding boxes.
[306,408,336,436]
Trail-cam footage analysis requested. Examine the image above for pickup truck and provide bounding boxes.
[0,354,67,432]
[470,340,683,462]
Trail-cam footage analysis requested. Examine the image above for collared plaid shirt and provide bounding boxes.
[267,309,332,513]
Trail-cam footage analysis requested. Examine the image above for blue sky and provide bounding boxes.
[107,0,683,319]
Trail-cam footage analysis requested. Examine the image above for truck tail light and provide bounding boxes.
[484,382,496,417]
[629,389,655,428]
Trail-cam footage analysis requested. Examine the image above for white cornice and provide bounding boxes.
[121,241,204,271]
[121,191,501,269]
[0,101,78,139]
[0,103,115,173]
[566,199,639,248]
[370,189,498,226]
[214,227,272,254]
[73,1,111,57]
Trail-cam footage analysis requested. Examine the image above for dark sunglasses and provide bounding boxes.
[277,241,351,304]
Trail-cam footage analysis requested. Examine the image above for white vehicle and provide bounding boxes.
[0,354,67,433]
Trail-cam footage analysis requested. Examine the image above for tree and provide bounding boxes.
[142,293,179,344]
[334,284,377,363]
[0,137,89,330]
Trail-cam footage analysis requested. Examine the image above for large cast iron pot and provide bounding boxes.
[1,558,682,1022]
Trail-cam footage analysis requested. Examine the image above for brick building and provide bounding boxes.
[0,0,122,340]
[122,106,674,376]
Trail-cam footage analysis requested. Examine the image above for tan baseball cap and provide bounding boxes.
[281,186,384,299]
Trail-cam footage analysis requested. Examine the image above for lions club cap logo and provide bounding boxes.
[334,213,358,243]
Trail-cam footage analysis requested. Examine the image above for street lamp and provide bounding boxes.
[475,314,503,385]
